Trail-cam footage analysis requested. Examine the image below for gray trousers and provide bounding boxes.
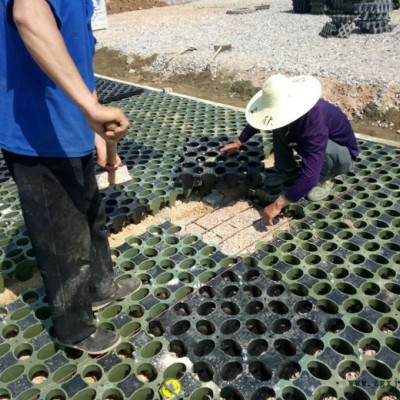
[273,131,352,183]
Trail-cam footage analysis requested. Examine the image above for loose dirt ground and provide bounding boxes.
[93,46,400,143]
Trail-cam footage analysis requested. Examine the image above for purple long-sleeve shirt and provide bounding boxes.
[238,99,359,202]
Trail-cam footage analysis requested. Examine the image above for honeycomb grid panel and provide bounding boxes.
[0,79,399,400]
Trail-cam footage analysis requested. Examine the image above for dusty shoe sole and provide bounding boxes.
[63,328,121,355]
[92,276,142,311]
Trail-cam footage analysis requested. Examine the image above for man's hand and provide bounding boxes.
[84,103,130,141]
[220,140,242,155]
[263,195,291,225]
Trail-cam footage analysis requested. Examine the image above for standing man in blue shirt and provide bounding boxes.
[221,74,358,226]
[0,0,141,354]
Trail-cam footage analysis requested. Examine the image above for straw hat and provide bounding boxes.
[245,74,322,130]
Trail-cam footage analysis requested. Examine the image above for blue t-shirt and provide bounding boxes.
[0,0,96,157]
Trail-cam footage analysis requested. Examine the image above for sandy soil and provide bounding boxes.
[106,0,167,14]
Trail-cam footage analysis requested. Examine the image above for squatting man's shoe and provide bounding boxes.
[307,180,333,202]
[263,168,299,188]
[91,276,142,311]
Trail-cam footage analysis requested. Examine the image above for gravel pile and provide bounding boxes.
[95,0,400,87]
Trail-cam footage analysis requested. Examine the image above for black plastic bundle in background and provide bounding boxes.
[95,77,147,104]
[292,0,311,13]
[355,0,394,33]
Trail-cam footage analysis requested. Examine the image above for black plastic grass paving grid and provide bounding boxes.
[0,79,400,400]
[95,77,147,104]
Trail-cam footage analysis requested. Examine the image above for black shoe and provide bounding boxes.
[91,276,142,311]
[263,168,299,187]
[65,328,121,355]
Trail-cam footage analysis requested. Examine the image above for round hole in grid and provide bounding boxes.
[377,267,396,280]
[246,319,267,334]
[251,388,276,400]
[221,285,239,298]
[169,340,188,358]
[249,361,272,381]
[343,298,364,313]
[196,320,215,336]
[245,301,264,315]
[307,361,332,380]
[221,270,239,282]
[290,283,309,297]
[313,282,332,296]
[243,284,262,297]
[331,267,349,279]
[248,339,268,357]
[302,338,324,355]
[193,339,215,357]
[286,267,303,280]
[366,359,393,380]
[377,317,398,333]
[242,269,261,282]
[221,319,241,335]
[368,299,391,314]
[301,243,318,253]
[385,337,400,354]
[199,286,216,299]
[174,303,192,317]
[324,318,345,333]
[309,267,328,280]
[221,301,240,316]
[220,362,243,381]
[330,338,354,355]
[220,339,242,357]
[271,318,291,334]
[197,302,215,317]
[350,317,373,334]
[136,363,158,383]
[148,321,165,337]
[338,360,361,382]
[265,268,282,281]
[268,300,289,315]
[267,284,285,297]
[348,251,366,264]
[277,361,301,380]
[193,361,214,382]
[318,299,339,315]
[336,282,357,295]
[274,338,296,356]
[294,300,313,314]
[359,337,381,356]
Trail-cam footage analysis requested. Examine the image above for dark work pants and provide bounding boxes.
[272,131,352,183]
[2,150,117,344]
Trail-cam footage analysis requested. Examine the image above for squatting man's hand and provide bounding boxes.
[220,140,242,155]
[263,195,291,226]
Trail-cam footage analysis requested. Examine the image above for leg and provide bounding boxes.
[80,155,118,301]
[319,140,352,183]
[307,140,352,202]
[2,151,102,344]
[81,154,141,312]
